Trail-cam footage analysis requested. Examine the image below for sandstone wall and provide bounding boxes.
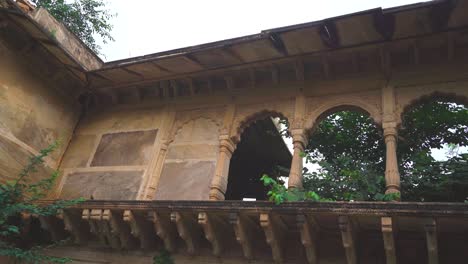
[0,48,80,183]
[58,108,164,200]
[155,118,219,200]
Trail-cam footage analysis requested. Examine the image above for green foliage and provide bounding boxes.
[303,111,386,201]
[260,175,330,204]
[374,192,400,202]
[398,101,468,202]
[0,142,84,263]
[32,0,115,54]
[153,249,174,264]
[300,100,467,202]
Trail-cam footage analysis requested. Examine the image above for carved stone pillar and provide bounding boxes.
[288,129,307,190]
[383,124,400,195]
[143,141,169,200]
[209,135,236,201]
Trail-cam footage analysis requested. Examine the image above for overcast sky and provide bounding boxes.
[97,0,431,62]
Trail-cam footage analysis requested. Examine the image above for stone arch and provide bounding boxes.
[396,91,468,126]
[304,98,382,134]
[224,109,293,200]
[231,110,291,143]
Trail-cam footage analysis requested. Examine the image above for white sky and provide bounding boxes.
[98,0,431,62]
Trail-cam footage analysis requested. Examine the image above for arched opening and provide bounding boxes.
[303,106,386,201]
[225,115,292,200]
[398,94,468,202]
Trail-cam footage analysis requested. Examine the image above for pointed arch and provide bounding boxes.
[231,110,291,143]
[304,97,382,134]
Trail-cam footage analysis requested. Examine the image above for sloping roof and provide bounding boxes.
[86,0,468,87]
[3,0,468,89]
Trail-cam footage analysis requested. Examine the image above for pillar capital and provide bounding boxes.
[219,135,236,156]
[290,129,308,149]
[383,122,398,139]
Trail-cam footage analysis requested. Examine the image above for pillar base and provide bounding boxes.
[209,187,225,201]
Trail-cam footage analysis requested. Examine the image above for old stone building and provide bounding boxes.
[1,0,468,263]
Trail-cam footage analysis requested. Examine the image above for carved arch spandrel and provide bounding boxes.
[229,100,295,143]
[165,110,224,145]
[395,85,468,126]
[304,94,383,133]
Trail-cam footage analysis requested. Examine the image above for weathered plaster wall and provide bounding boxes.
[58,108,163,200]
[155,117,220,200]
[0,48,80,183]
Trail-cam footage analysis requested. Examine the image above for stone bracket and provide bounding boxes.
[381,216,397,264]
[123,210,155,250]
[229,212,257,260]
[260,213,286,263]
[423,218,439,264]
[198,212,226,256]
[297,214,319,264]
[171,212,200,255]
[148,211,177,252]
[58,209,88,244]
[338,216,358,264]
[38,215,66,242]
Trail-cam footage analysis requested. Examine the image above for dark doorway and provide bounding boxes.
[225,117,292,200]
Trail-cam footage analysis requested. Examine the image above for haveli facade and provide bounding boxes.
[0,0,467,263]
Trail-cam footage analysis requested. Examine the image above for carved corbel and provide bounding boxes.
[229,213,256,260]
[186,78,196,96]
[123,210,155,250]
[82,209,105,244]
[171,212,200,255]
[381,217,397,264]
[271,65,280,85]
[338,216,358,264]
[104,210,135,249]
[249,69,256,88]
[423,218,439,264]
[58,209,88,244]
[295,60,305,82]
[20,212,32,238]
[198,212,226,256]
[224,76,235,94]
[82,209,121,249]
[148,211,177,252]
[297,215,319,264]
[38,215,65,242]
[260,213,286,263]
[321,54,331,79]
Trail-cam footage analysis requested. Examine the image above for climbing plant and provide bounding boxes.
[0,142,84,263]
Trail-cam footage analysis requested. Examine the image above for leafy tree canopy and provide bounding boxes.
[31,0,115,54]
[302,100,467,202]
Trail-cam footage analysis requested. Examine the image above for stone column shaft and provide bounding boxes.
[288,129,307,190]
[384,126,400,194]
[209,136,236,201]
